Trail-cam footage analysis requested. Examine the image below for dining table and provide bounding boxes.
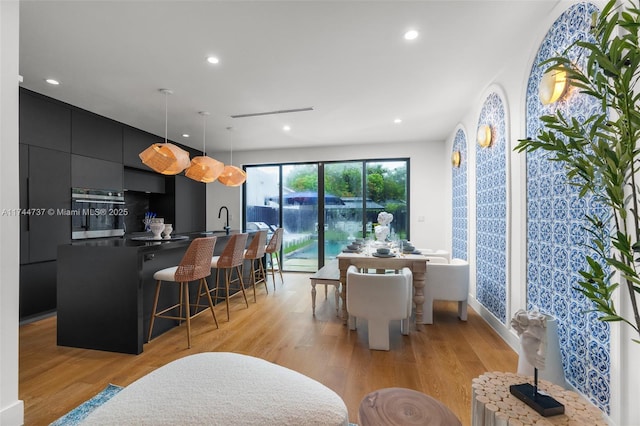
[336,251,429,329]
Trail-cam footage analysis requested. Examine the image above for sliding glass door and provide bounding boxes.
[281,164,319,271]
[243,159,408,272]
[323,162,364,266]
[366,161,408,241]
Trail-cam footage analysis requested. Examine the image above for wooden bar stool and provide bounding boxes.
[147,237,217,349]
[265,227,284,290]
[210,233,249,321]
[243,230,268,302]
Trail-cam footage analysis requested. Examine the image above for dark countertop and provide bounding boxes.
[64,230,251,253]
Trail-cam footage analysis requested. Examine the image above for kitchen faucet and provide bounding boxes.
[218,206,230,235]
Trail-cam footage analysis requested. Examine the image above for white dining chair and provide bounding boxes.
[346,265,412,351]
[422,258,469,324]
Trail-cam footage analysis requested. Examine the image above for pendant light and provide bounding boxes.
[185,112,225,183]
[218,126,247,187]
[139,89,190,175]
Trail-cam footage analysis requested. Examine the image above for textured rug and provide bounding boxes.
[49,384,123,426]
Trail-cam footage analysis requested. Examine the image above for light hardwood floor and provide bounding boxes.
[19,272,517,425]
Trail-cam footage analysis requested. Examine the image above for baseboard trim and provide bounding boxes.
[0,399,24,426]
[468,295,520,351]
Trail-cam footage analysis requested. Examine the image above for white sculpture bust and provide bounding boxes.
[511,309,547,371]
[374,212,393,242]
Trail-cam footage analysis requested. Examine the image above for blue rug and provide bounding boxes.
[49,384,123,426]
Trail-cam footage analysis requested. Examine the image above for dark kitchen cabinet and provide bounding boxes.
[19,144,29,264]
[151,175,206,234]
[72,109,123,163]
[123,127,157,170]
[20,262,57,320]
[71,154,123,191]
[18,145,70,319]
[17,88,208,322]
[19,90,71,152]
[27,146,71,263]
[174,175,206,233]
[124,168,165,194]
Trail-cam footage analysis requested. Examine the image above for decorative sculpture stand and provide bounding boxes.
[509,309,565,417]
[509,368,564,417]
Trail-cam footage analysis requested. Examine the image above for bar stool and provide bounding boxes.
[243,230,268,302]
[265,227,284,290]
[147,237,217,349]
[210,233,249,321]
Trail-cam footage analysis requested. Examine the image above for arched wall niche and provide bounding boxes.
[524,1,610,413]
[451,127,468,261]
[475,89,509,324]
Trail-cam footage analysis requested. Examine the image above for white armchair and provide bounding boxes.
[346,265,412,351]
[425,256,449,264]
[422,258,469,324]
[420,249,451,262]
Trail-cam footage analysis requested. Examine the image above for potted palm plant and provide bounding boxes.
[515,0,640,342]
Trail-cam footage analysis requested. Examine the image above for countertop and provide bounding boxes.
[64,230,252,252]
[67,230,247,246]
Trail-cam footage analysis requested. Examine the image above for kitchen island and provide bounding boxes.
[57,230,254,354]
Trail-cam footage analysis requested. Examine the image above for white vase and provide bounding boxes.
[162,224,173,239]
[149,222,165,240]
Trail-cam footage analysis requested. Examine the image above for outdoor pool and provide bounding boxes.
[287,240,347,259]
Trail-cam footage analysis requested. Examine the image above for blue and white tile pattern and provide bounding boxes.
[475,92,508,323]
[452,128,468,260]
[524,2,610,413]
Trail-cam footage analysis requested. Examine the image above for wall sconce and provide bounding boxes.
[451,150,461,168]
[539,68,567,105]
[477,124,492,148]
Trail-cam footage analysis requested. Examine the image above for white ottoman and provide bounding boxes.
[82,352,349,425]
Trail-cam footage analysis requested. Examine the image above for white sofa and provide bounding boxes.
[422,258,469,324]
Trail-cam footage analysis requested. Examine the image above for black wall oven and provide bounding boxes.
[71,188,126,239]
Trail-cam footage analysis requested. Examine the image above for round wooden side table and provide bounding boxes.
[471,372,607,426]
[358,387,462,426]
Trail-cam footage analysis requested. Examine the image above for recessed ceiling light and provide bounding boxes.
[206,56,220,64]
[45,78,60,85]
[404,30,419,41]
[394,118,402,124]
[182,134,190,138]
[283,125,291,132]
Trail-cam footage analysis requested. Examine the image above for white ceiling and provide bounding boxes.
[19,0,559,154]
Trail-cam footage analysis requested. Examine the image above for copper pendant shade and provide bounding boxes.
[185,112,225,183]
[185,156,225,183]
[139,89,190,175]
[218,165,247,186]
[140,143,190,175]
[218,126,246,187]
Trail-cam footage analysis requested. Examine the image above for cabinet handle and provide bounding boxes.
[26,177,30,232]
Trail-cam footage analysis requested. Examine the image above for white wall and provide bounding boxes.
[206,140,447,251]
[0,1,24,424]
